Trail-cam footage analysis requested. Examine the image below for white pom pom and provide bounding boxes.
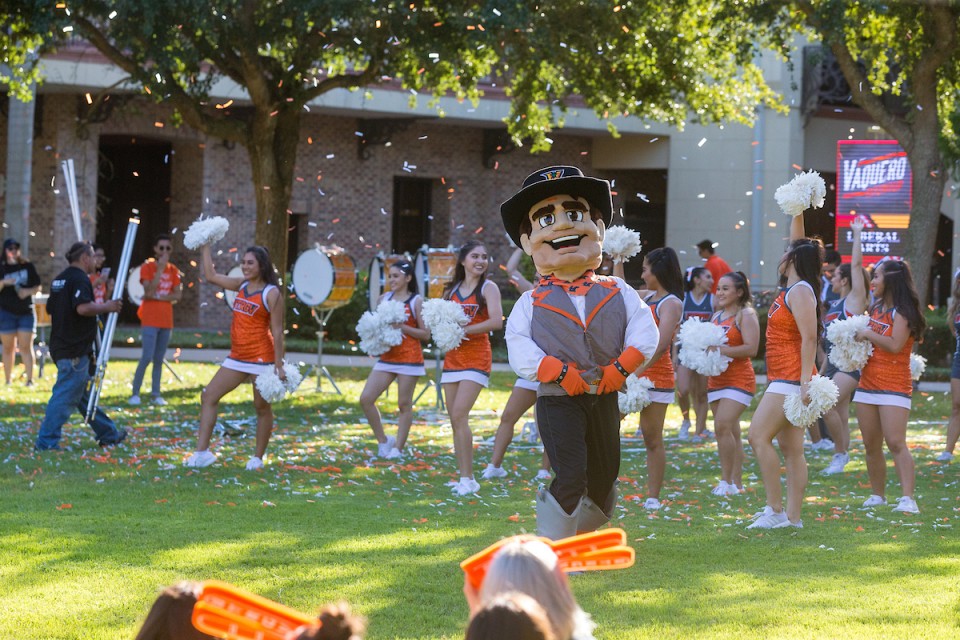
[377,299,408,325]
[775,170,826,217]
[183,216,230,250]
[355,303,404,357]
[255,368,288,404]
[826,315,873,372]
[677,318,731,376]
[603,225,642,264]
[784,375,839,427]
[422,298,469,353]
[910,353,926,381]
[618,375,654,415]
[282,362,304,393]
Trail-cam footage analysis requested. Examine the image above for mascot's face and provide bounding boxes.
[520,193,604,280]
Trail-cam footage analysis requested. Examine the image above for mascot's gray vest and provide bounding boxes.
[531,279,627,396]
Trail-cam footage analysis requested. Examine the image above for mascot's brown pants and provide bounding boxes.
[536,393,621,514]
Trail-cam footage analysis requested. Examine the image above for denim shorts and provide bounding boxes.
[0,308,36,334]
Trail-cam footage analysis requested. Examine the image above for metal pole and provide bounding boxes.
[750,105,766,285]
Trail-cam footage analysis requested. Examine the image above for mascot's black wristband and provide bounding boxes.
[556,364,568,384]
[613,360,629,377]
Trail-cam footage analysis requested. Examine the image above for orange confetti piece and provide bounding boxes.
[56,503,73,510]
[855,526,865,532]
[508,514,520,522]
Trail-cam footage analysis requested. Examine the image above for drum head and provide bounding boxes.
[369,255,385,311]
[222,267,244,308]
[415,249,457,299]
[293,248,334,307]
[126,265,144,306]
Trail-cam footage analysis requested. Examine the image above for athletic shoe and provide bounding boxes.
[535,469,552,481]
[184,450,217,468]
[481,464,508,479]
[746,511,789,529]
[452,477,480,496]
[772,518,803,529]
[377,435,396,458]
[711,481,730,496]
[99,428,128,448]
[692,430,713,443]
[643,497,661,510]
[678,419,690,441]
[724,484,743,496]
[821,452,850,475]
[751,506,775,519]
[245,456,264,471]
[936,451,954,462]
[861,494,887,508]
[385,447,403,460]
[151,396,168,406]
[893,496,919,514]
[128,395,141,406]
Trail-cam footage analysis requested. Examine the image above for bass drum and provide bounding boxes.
[292,246,357,309]
[126,265,144,306]
[221,267,245,308]
[367,253,408,311]
[414,248,457,299]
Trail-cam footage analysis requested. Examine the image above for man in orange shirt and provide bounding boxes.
[131,234,182,405]
[697,239,732,294]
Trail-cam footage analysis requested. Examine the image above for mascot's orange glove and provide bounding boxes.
[596,347,646,395]
[537,356,590,396]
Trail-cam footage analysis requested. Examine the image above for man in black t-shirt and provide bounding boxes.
[35,242,127,451]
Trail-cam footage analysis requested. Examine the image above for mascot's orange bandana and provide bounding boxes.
[538,270,598,296]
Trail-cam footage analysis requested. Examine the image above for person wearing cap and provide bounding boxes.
[0,238,42,386]
[696,240,731,294]
[501,166,659,539]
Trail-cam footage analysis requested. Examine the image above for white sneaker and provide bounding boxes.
[712,481,730,496]
[535,469,552,481]
[936,451,954,462]
[245,456,264,471]
[384,447,403,460]
[862,494,887,508]
[481,464,508,479]
[893,496,919,514]
[724,484,743,496]
[772,518,803,529]
[377,435,396,458]
[151,396,168,406]
[452,477,480,496]
[751,505,775,519]
[746,511,789,529]
[128,395,141,406]
[678,419,690,441]
[821,452,850,475]
[184,450,217,468]
[643,497,661,510]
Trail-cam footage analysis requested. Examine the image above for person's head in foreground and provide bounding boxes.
[466,592,557,640]
[134,581,216,640]
[287,602,366,640]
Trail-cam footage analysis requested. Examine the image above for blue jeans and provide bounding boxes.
[132,326,172,397]
[35,356,124,450]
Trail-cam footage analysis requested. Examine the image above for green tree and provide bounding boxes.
[2,0,779,269]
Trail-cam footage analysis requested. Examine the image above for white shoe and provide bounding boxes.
[862,494,887,508]
[481,464,508,479]
[751,505,775,519]
[724,483,743,496]
[893,496,919,514]
[535,469,552,481]
[184,450,217,468]
[678,419,690,441]
[385,447,403,460]
[128,395,141,406]
[772,518,803,529]
[821,452,850,475]
[452,477,480,496]
[712,481,730,496]
[151,396,168,406]
[377,435,396,458]
[936,451,954,462]
[245,456,264,471]
[643,497,661,511]
[747,511,789,529]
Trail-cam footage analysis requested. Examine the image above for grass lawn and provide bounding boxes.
[1,361,959,639]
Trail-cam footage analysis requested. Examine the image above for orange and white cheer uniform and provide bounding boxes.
[642,293,680,404]
[223,282,278,376]
[373,292,425,377]
[765,281,817,395]
[853,304,913,410]
[441,281,495,387]
[707,311,756,406]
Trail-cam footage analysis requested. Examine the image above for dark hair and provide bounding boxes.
[685,267,709,292]
[291,602,366,640]
[517,199,603,242]
[443,241,488,314]
[697,239,715,254]
[244,246,279,287]
[466,593,556,640]
[780,238,825,335]
[154,233,172,246]
[66,241,93,264]
[876,260,926,340]
[3,239,27,265]
[390,260,418,295]
[824,250,842,267]
[644,247,684,299]
[719,271,752,308]
[836,263,870,294]
[134,582,216,640]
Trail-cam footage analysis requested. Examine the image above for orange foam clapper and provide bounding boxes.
[550,529,626,562]
[192,580,315,640]
[559,546,635,573]
[461,534,542,590]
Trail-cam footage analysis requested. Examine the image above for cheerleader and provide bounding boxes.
[853,260,925,514]
[184,245,285,470]
[938,269,960,462]
[746,215,822,529]
[707,272,759,496]
[359,261,429,460]
[675,267,714,440]
[632,248,683,511]
[442,241,503,496]
[819,216,868,475]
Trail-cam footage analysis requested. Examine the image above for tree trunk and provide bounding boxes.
[245,107,301,276]
[902,127,947,307]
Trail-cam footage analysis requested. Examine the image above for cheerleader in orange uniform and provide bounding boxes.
[184,244,286,470]
[746,214,822,529]
[707,272,759,496]
[853,260,925,514]
[632,248,683,511]
[442,241,503,496]
[359,261,429,460]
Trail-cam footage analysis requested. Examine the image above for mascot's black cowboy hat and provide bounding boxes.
[500,166,613,247]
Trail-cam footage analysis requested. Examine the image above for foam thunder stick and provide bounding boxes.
[192,580,315,640]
